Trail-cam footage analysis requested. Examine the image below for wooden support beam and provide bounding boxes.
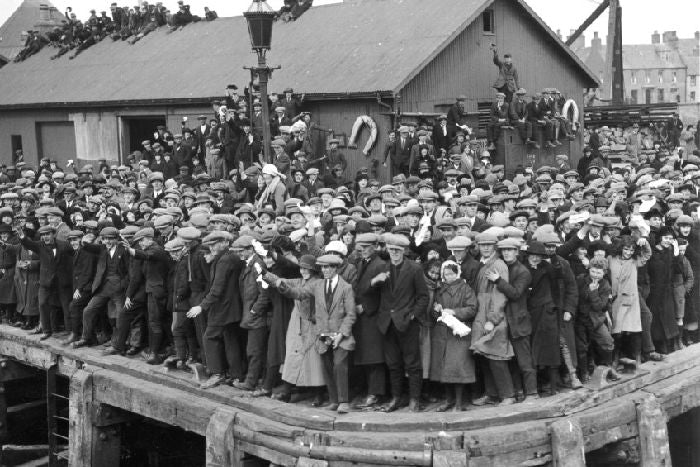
[565,0,610,46]
[636,396,671,466]
[91,403,140,427]
[91,424,121,467]
[68,370,94,467]
[206,406,239,467]
[550,419,585,467]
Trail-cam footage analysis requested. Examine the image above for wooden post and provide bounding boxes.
[636,396,671,467]
[206,406,239,467]
[68,370,94,467]
[550,419,585,467]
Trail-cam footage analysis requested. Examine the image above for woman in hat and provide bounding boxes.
[648,226,681,353]
[9,218,40,330]
[255,164,288,216]
[430,260,477,411]
[269,255,326,402]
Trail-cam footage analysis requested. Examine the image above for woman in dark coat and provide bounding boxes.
[648,226,680,353]
[0,224,18,323]
[525,242,560,396]
[430,261,477,411]
[10,219,40,329]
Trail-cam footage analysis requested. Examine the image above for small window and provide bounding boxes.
[630,89,638,104]
[646,72,651,84]
[482,9,494,34]
[691,91,696,101]
[631,72,637,84]
[676,94,681,103]
[670,87,678,93]
[658,88,665,102]
[691,76,697,87]
[672,72,677,83]
[658,71,663,83]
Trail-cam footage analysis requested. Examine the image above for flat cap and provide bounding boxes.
[355,233,379,245]
[99,226,119,238]
[164,238,186,252]
[446,236,471,250]
[177,226,201,241]
[202,231,233,245]
[316,254,343,266]
[497,237,522,249]
[132,227,155,243]
[67,229,85,239]
[38,225,56,235]
[475,232,498,244]
[383,233,409,247]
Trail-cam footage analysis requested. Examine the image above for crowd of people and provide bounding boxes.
[13,1,217,62]
[0,73,700,414]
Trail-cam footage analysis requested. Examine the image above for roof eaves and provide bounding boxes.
[514,0,600,87]
[392,0,493,93]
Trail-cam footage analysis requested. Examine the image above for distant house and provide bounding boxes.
[0,0,65,62]
[576,30,700,105]
[0,0,597,177]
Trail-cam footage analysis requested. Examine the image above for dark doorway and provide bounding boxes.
[124,116,166,155]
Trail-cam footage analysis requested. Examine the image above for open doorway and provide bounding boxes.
[122,116,166,155]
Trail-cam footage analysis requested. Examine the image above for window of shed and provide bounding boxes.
[482,9,494,34]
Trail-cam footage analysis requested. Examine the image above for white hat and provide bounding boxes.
[325,240,348,256]
[261,164,281,178]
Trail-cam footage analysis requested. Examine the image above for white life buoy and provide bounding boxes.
[561,99,580,131]
[348,115,378,156]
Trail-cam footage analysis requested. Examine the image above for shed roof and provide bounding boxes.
[0,0,65,61]
[622,44,686,70]
[0,0,598,109]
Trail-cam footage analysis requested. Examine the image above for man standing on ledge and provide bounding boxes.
[371,233,429,412]
[491,44,519,103]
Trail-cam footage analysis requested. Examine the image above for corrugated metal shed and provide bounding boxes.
[0,0,597,108]
[0,0,65,61]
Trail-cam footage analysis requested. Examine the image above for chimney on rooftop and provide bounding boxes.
[663,30,679,49]
[652,31,660,44]
[567,28,585,50]
[591,31,602,52]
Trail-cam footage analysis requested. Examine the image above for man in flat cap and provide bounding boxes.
[486,92,510,151]
[370,233,428,412]
[491,44,519,103]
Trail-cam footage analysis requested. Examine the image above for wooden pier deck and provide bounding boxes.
[0,324,697,466]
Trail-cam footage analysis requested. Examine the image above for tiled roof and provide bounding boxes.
[0,0,65,61]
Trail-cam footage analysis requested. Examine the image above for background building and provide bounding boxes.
[0,0,597,178]
[575,30,700,105]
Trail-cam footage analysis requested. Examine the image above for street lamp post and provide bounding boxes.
[243,0,278,164]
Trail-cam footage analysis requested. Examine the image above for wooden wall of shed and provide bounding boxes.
[0,109,70,166]
[70,111,119,163]
[399,0,591,167]
[306,99,393,183]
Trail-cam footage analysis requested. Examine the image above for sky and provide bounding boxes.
[1,0,699,46]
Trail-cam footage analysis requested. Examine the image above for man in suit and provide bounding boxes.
[64,230,97,345]
[486,92,510,151]
[279,88,304,119]
[270,254,356,414]
[16,224,74,340]
[538,89,559,148]
[370,233,429,412]
[352,233,387,409]
[390,126,413,177]
[189,231,246,389]
[432,114,454,156]
[192,115,211,163]
[271,106,292,137]
[231,235,270,393]
[73,227,131,348]
[236,118,262,168]
[510,88,538,148]
[491,46,519,103]
[123,228,172,364]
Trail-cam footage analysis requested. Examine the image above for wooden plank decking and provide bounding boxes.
[0,324,695,466]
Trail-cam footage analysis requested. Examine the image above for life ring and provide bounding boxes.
[561,99,580,131]
[348,115,377,156]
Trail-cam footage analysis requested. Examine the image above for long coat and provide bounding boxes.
[280,277,325,387]
[495,260,532,339]
[0,239,18,304]
[375,259,429,334]
[199,251,244,327]
[608,243,651,333]
[266,256,300,368]
[527,261,560,367]
[429,278,477,384]
[239,255,270,330]
[551,256,578,366]
[352,254,386,365]
[470,255,513,360]
[648,246,679,341]
[13,245,39,317]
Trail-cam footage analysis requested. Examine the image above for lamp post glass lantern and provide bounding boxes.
[244,0,277,162]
